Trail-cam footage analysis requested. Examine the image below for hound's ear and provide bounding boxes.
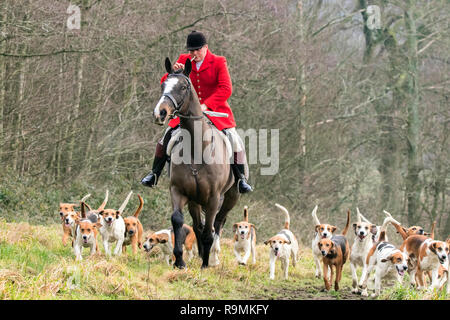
[352,223,357,230]
[331,226,337,233]
[284,239,291,245]
[315,225,320,232]
[96,222,102,228]
[250,224,257,231]
[370,224,378,235]
[158,234,169,244]
[429,242,438,253]
[232,223,238,232]
[165,57,173,74]
[183,58,192,77]
[116,210,121,218]
[98,210,104,216]
[381,254,393,263]
[264,238,272,245]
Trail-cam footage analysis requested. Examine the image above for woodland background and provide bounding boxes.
[0,0,449,243]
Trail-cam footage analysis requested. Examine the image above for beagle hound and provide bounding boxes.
[400,235,449,290]
[73,205,102,261]
[143,224,196,265]
[232,206,257,265]
[350,209,399,294]
[59,193,91,246]
[318,210,350,291]
[98,191,132,257]
[264,203,299,280]
[359,218,409,297]
[122,194,144,255]
[311,205,334,279]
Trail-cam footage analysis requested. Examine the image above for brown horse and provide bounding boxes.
[153,57,242,268]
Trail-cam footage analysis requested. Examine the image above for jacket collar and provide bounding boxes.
[193,49,213,72]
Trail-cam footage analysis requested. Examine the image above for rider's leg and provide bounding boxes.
[141,127,174,188]
[224,128,253,194]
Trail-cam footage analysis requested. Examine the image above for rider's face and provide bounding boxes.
[189,45,208,62]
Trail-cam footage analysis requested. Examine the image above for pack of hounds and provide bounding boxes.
[59,191,450,297]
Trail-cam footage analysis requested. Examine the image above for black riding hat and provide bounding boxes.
[186,31,207,51]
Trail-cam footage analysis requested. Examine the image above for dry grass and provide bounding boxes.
[0,219,448,300]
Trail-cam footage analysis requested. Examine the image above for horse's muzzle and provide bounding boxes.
[154,109,167,125]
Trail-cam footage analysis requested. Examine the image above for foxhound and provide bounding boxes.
[318,210,350,291]
[264,203,299,280]
[98,191,132,257]
[400,235,448,291]
[359,218,409,297]
[73,204,102,261]
[311,205,334,278]
[59,193,91,246]
[232,206,257,265]
[143,224,196,265]
[350,209,400,293]
[122,194,144,254]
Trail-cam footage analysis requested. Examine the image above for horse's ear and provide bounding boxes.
[183,58,192,77]
[165,57,173,74]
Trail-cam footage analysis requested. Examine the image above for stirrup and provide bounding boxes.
[141,171,159,188]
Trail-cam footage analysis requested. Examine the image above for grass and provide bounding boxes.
[0,219,448,300]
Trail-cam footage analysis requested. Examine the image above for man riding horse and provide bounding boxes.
[141,31,253,194]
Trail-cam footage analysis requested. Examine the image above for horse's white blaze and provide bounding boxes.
[154,77,180,117]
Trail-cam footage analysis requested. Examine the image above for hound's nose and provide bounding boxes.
[83,235,88,240]
[321,251,327,256]
[403,265,408,271]
[359,231,365,235]
[240,231,245,234]
[128,230,135,235]
[60,212,64,216]
[442,255,447,260]
[65,219,70,223]
[419,229,424,234]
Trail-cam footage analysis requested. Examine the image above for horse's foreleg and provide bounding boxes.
[171,190,188,269]
[201,198,220,268]
[188,201,204,257]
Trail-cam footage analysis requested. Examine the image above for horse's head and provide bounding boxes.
[153,57,193,125]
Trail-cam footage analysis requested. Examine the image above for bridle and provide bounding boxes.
[162,73,203,120]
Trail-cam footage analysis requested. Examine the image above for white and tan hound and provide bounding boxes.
[264,203,299,280]
[143,224,196,265]
[232,206,257,265]
[400,235,448,291]
[98,191,132,257]
[350,209,399,293]
[359,217,409,297]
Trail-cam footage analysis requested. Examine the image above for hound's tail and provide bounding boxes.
[243,206,249,222]
[275,203,290,230]
[378,216,397,243]
[133,194,144,218]
[311,205,320,225]
[342,210,351,236]
[97,189,109,211]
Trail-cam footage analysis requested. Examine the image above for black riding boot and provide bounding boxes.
[141,143,168,188]
[232,163,253,193]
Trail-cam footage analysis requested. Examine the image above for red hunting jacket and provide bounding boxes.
[160,49,236,131]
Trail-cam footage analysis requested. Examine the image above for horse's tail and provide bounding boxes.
[275,203,290,230]
[243,206,249,222]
